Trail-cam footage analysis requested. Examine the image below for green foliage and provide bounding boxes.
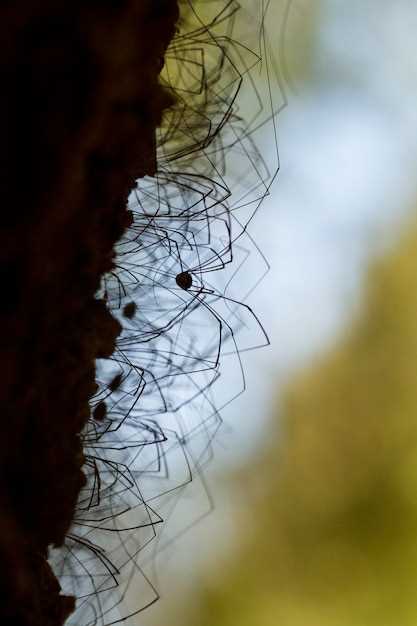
[183,219,417,626]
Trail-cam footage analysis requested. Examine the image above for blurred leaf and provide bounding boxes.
[180,218,417,626]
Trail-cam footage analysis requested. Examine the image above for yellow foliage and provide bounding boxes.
[184,220,417,626]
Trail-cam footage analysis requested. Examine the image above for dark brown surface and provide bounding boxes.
[0,2,178,624]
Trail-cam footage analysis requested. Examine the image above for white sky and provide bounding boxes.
[218,0,417,465]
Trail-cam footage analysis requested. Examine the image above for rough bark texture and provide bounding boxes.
[0,2,178,624]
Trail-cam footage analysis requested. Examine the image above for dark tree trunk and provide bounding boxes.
[0,2,178,623]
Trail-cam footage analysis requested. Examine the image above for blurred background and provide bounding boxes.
[134,1,417,624]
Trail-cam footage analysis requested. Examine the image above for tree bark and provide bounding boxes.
[0,2,178,623]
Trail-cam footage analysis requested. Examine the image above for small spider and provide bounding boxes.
[108,373,123,392]
[123,301,137,319]
[92,401,107,422]
[175,271,192,290]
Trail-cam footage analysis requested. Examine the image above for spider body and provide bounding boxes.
[176,271,192,290]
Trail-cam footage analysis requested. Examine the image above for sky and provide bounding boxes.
[218,0,417,465]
